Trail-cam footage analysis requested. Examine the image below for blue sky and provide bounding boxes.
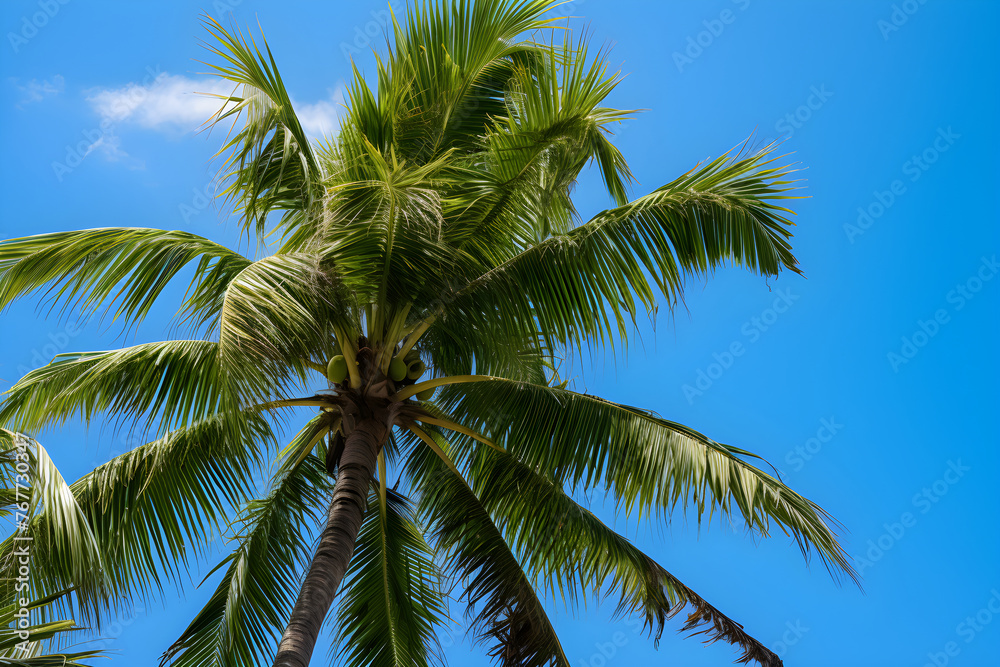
[2,0,999,665]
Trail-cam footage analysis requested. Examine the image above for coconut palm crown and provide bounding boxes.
[0,2,857,666]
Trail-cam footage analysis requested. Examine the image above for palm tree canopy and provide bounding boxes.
[0,2,856,666]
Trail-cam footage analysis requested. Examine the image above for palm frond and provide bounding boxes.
[310,149,462,307]
[471,445,782,667]
[387,0,562,158]
[0,590,104,665]
[161,453,332,667]
[0,414,272,625]
[438,145,801,351]
[449,33,635,253]
[406,431,569,667]
[0,340,267,437]
[0,433,104,621]
[437,378,857,584]
[0,228,249,332]
[216,252,347,388]
[202,17,323,238]
[331,487,446,667]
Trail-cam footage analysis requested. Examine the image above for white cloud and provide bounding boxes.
[84,134,127,161]
[86,72,231,132]
[297,88,346,139]
[12,75,64,107]
[86,72,344,139]
[80,72,343,169]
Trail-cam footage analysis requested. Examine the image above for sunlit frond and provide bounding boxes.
[437,145,801,351]
[202,17,324,238]
[0,432,104,621]
[216,252,347,388]
[0,590,104,665]
[0,340,269,437]
[386,0,562,158]
[449,34,635,254]
[0,228,248,332]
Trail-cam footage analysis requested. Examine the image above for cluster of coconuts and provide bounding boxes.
[326,345,435,400]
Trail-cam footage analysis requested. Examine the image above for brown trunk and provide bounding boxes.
[272,417,388,667]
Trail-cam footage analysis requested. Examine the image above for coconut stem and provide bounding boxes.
[391,374,499,402]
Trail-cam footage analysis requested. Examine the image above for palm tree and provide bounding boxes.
[0,1,857,666]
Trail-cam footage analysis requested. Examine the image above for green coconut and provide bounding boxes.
[406,359,426,380]
[415,387,435,401]
[388,357,408,382]
[327,355,348,384]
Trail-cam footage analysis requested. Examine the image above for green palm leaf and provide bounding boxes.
[407,431,570,667]
[0,340,265,437]
[201,17,323,238]
[0,432,104,620]
[470,445,782,667]
[331,486,446,667]
[161,453,332,667]
[386,0,562,158]
[0,415,272,624]
[436,378,857,584]
[0,590,104,666]
[438,146,801,351]
[216,252,348,386]
[0,228,248,332]
[465,35,635,242]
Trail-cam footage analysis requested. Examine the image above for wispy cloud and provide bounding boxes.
[297,88,346,139]
[83,134,131,162]
[77,72,342,170]
[86,72,230,132]
[11,75,64,108]
[86,72,344,140]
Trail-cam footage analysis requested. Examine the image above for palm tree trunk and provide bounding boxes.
[272,417,388,667]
